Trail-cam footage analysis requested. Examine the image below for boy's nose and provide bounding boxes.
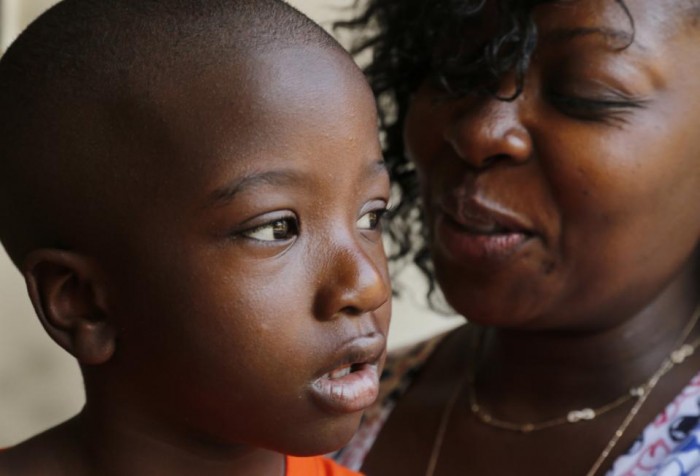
[443,95,532,170]
[314,242,390,320]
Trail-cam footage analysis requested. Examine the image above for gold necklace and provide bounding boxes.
[424,305,700,476]
[468,331,635,433]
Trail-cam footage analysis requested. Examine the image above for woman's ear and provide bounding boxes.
[23,249,116,365]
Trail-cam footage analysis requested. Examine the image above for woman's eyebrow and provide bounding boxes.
[207,169,303,208]
[543,26,637,48]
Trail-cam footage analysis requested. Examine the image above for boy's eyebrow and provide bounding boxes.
[207,169,303,208]
[207,160,387,208]
[367,159,389,178]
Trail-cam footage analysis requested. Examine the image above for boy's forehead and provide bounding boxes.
[119,44,367,166]
[174,46,361,117]
[73,44,361,181]
[54,41,372,231]
[96,43,380,227]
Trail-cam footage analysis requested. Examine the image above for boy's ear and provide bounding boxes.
[23,249,116,365]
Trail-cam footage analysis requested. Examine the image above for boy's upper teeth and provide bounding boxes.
[328,365,352,380]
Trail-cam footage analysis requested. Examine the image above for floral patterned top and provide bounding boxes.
[610,372,700,475]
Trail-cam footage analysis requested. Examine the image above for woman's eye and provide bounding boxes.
[242,217,299,242]
[357,208,387,231]
[549,92,647,124]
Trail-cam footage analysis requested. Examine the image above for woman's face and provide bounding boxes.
[405,0,700,329]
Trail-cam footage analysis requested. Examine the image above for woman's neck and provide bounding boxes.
[473,260,700,421]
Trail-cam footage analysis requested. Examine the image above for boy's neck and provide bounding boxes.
[22,410,286,476]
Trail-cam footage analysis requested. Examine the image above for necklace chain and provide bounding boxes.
[424,305,700,476]
[468,347,634,433]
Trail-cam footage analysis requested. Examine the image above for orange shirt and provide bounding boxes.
[285,455,362,476]
[0,449,360,475]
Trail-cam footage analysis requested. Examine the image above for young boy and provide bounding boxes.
[0,0,391,474]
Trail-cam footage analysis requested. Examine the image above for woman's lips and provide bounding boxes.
[435,209,533,262]
[310,334,384,414]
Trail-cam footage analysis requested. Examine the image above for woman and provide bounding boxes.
[335,0,700,474]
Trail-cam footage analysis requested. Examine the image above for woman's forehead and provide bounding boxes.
[532,0,699,35]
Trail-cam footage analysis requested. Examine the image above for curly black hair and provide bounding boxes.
[336,0,638,300]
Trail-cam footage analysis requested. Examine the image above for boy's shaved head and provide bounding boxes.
[0,0,344,267]
[0,2,390,463]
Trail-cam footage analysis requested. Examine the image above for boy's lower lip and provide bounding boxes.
[310,363,380,414]
[435,212,532,262]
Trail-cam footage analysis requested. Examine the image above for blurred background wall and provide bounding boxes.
[0,0,460,447]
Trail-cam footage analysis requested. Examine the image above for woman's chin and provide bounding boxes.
[438,284,545,329]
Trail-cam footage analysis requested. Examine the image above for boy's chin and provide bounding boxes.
[278,411,363,456]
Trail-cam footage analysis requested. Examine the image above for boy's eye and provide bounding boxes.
[242,217,299,242]
[357,208,387,231]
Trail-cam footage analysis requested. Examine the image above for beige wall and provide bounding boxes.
[0,0,460,447]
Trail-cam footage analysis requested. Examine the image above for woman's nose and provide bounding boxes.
[314,242,390,320]
[443,95,532,170]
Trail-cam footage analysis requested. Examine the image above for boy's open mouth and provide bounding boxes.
[310,334,385,414]
[312,362,380,414]
[323,363,366,380]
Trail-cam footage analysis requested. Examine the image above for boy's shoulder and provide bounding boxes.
[1,430,364,476]
[0,419,79,476]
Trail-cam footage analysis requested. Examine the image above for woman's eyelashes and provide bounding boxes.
[548,90,648,125]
